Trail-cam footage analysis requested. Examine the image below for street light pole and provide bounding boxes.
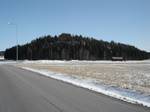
[16,24,18,61]
[8,22,18,61]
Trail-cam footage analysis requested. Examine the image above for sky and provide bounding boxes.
[0,0,150,52]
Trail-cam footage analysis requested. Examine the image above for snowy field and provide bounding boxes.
[18,60,150,93]
[13,60,150,107]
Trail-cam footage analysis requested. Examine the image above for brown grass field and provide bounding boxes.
[17,60,150,94]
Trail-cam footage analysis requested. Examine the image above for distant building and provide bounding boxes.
[0,56,4,60]
[0,51,4,60]
[111,57,124,61]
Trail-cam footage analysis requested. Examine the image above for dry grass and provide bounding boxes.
[17,61,150,94]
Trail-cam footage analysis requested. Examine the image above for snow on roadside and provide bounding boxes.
[21,60,150,65]
[22,67,150,108]
[0,60,16,65]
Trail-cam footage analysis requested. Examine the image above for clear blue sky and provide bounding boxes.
[0,0,150,51]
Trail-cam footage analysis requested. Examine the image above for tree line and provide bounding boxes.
[4,33,150,60]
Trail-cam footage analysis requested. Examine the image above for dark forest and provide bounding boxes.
[4,33,150,60]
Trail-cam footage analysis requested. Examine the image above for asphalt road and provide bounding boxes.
[0,65,149,112]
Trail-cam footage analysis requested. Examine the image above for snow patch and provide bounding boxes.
[22,67,150,108]
[0,60,16,65]
[21,60,150,65]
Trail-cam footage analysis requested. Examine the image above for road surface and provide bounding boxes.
[0,65,149,112]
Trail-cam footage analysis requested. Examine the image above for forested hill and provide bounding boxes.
[4,33,150,60]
